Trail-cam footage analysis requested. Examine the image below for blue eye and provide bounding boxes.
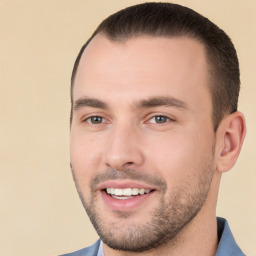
[149,116,170,123]
[87,116,105,124]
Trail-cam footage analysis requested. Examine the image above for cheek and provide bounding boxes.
[70,131,103,185]
[145,129,214,181]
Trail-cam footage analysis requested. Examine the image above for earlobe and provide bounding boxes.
[216,111,246,173]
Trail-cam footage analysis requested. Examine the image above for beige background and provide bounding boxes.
[0,0,255,255]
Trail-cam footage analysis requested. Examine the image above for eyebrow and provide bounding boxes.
[73,96,188,111]
[74,97,108,111]
[137,96,188,109]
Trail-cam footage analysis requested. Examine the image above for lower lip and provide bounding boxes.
[100,190,154,212]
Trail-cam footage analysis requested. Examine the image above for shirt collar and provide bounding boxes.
[97,240,104,256]
[215,217,245,256]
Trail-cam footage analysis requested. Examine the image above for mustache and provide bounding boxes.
[90,168,167,192]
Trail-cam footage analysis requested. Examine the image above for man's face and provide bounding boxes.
[70,35,217,252]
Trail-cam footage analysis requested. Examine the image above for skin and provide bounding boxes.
[70,35,246,256]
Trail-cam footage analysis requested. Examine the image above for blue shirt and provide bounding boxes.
[215,217,245,256]
[61,217,245,256]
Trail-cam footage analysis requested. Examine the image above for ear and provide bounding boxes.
[215,111,246,173]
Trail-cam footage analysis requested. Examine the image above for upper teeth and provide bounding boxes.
[106,188,151,196]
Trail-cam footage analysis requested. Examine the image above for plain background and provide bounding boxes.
[1,0,255,255]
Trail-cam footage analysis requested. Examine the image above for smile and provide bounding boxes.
[105,188,151,199]
[99,181,156,211]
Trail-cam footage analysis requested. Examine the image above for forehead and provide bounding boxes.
[73,34,211,113]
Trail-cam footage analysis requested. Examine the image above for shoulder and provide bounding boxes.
[60,240,101,256]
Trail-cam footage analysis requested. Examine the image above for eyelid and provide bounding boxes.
[145,113,175,124]
[148,116,170,124]
[86,116,107,124]
[81,113,111,124]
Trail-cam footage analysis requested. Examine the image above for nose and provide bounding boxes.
[103,122,144,170]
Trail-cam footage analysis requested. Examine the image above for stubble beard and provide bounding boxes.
[71,154,215,253]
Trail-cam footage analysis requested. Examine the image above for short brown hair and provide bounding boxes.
[71,2,240,130]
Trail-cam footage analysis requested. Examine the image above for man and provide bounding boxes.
[63,2,246,256]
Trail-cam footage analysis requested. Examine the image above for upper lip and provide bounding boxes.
[97,180,156,191]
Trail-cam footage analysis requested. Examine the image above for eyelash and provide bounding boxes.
[147,115,172,124]
[83,114,174,127]
[84,116,108,125]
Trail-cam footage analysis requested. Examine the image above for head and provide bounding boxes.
[69,2,246,253]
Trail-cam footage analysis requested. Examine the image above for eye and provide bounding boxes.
[86,116,107,124]
[148,115,171,124]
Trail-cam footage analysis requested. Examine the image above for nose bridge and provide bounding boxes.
[104,120,144,169]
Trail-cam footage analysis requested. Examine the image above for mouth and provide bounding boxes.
[104,187,153,200]
[98,182,156,212]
